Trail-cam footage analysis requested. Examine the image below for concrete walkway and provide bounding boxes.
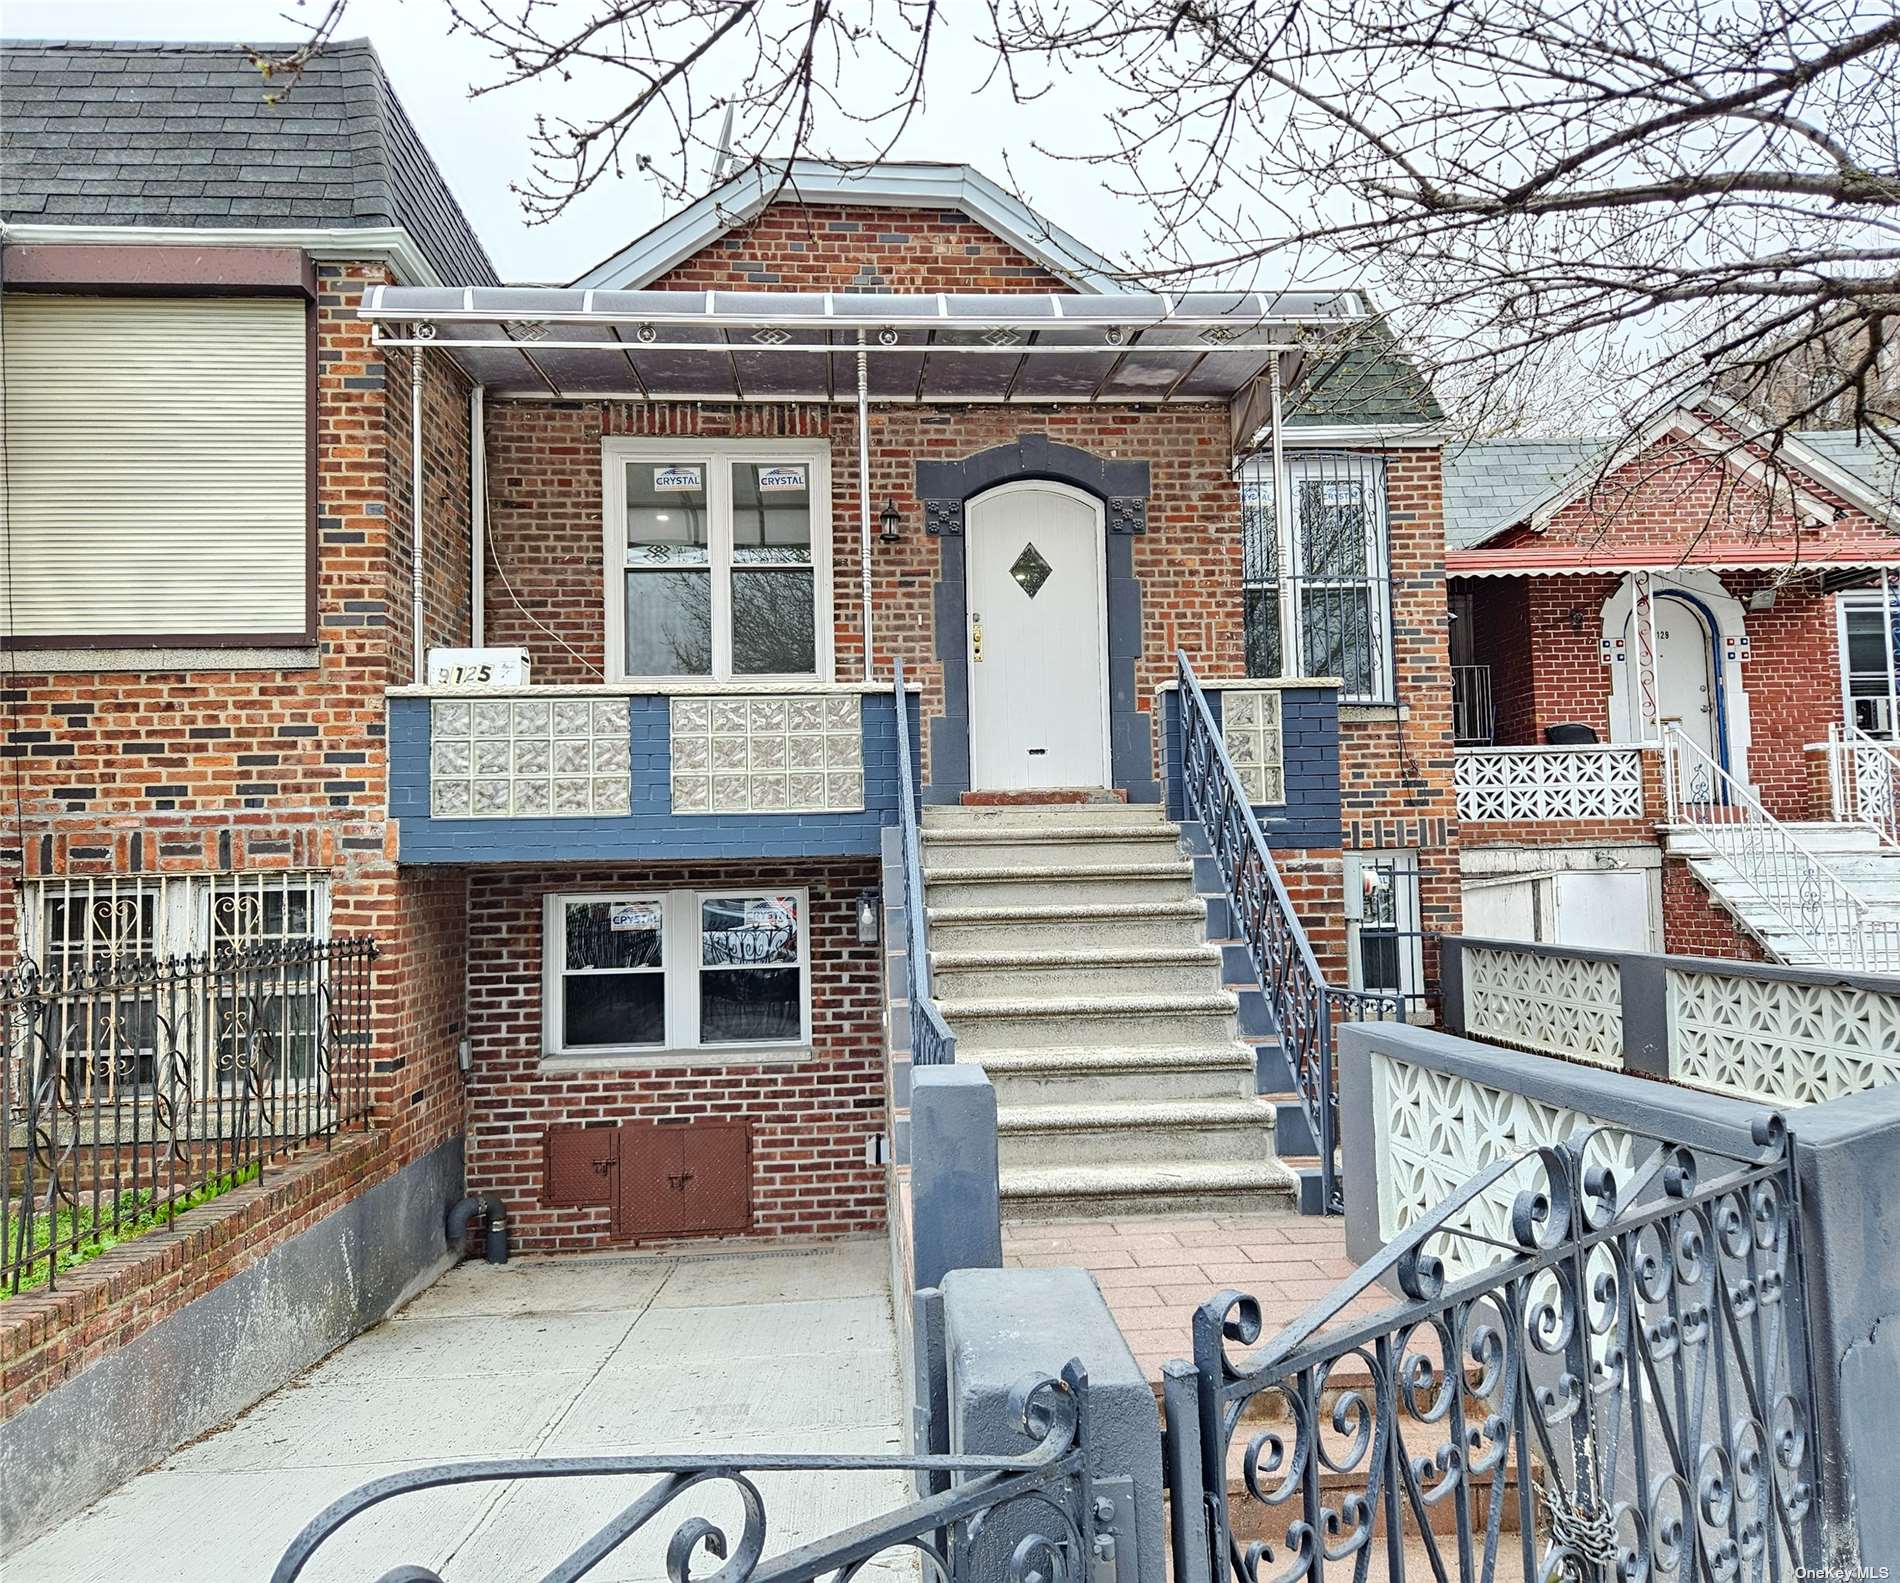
[11,1239,910,1583]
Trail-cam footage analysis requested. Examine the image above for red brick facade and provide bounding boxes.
[644,201,1074,293]
[462,859,887,1252]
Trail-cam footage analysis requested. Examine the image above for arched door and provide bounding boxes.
[1624,592,1721,765]
[965,482,1110,789]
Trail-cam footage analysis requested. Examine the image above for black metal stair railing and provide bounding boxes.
[1175,650,1398,1213]
[894,660,956,1067]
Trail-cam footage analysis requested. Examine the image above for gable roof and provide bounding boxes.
[1445,416,1900,553]
[0,37,497,286]
[570,159,1129,294]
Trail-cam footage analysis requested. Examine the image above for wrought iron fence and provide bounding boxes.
[274,1358,1099,1583]
[1823,720,1900,846]
[1163,1117,1819,1581]
[3,937,377,1294]
[1176,651,1399,1214]
[894,659,957,1068]
[1451,663,1495,746]
[1665,724,1900,974]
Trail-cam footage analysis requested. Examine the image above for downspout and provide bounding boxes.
[410,344,426,682]
[469,384,486,647]
[856,329,874,682]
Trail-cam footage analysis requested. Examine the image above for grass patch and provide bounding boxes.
[5,1162,262,1298]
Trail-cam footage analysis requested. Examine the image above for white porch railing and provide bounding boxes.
[1453,742,1645,822]
[1823,721,1900,845]
[1665,724,1900,974]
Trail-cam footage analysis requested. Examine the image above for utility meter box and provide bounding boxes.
[426,647,531,687]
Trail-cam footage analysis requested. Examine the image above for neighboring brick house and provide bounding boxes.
[1443,408,1900,958]
[3,45,1458,1258]
[0,38,494,1311]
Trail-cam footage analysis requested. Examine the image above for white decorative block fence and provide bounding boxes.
[669,693,863,815]
[430,697,630,818]
[1668,968,1900,1105]
[1454,744,1645,822]
[1369,1051,1632,1265]
[1217,688,1285,805]
[1461,942,1623,1066]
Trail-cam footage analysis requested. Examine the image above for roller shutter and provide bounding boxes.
[1,294,308,641]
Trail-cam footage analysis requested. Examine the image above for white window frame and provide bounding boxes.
[21,872,330,963]
[1836,591,1900,740]
[1239,452,1396,704]
[602,438,834,684]
[1343,850,1424,1005]
[542,887,813,1063]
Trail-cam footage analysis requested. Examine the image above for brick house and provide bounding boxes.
[1,40,1459,1256]
[1443,408,1900,960]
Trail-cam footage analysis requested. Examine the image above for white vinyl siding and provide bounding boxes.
[1,294,308,640]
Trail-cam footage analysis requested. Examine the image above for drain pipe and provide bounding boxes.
[410,344,426,683]
[446,1194,509,1264]
[856,329,875,681]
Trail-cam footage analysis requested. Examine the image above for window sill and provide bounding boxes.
[1339,703,1408,722]
[539,1043,814,1073]
[2,644,320,674]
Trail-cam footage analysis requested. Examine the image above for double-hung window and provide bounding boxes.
[545,889,810,1059]
[604,441,831,681]
[1240,452,1394,703]
[1837,592,1900,738]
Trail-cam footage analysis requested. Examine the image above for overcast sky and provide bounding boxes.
[1,0,1154,285]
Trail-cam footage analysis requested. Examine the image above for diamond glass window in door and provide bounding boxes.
[1009,542,1053,599]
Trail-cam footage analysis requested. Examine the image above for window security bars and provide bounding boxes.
[2,937,377,1295]
[274,1360,1099,1583]
[1451,663,1495,745]
[1163,1121,1818,1581]
[894,660,956,1068]
[1176,651,1400,1214]
[1665,724,1900,974]
[1346,851,1431,1021]
[1823,721,1900,847]
[1241,452,1396,704]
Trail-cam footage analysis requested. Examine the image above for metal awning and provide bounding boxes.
[358,286,1367,407]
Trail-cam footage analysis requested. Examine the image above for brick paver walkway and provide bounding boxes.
[1002,1207,1390,1384]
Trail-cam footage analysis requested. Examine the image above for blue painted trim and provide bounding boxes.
[391,692,917,864]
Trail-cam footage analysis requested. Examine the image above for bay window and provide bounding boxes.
[1240,452,1395,703]
[545,889,810,1059]
[605,441,830,681]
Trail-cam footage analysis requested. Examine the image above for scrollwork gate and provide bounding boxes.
[273,1359,1104,1583]
[1162,1121,1821,1581]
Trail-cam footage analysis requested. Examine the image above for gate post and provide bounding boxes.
[1160,1360,1213,1583]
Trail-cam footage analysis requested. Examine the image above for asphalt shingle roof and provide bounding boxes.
[1443,440,1606,549]
[0,38,497,287]
[1444,429,1900,550]
[1284,319,1444,427]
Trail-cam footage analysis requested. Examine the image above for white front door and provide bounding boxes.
[966,483,1109,789]
[1624,595,1719,763]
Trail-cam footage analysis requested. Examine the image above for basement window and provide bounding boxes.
[545,889,810,1059]
[604,440,833,683]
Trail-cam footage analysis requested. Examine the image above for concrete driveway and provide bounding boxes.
[10,1239,910,1583]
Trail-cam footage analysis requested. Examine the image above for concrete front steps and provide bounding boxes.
[922,801,1297,1221]
[1665,820,1900,968]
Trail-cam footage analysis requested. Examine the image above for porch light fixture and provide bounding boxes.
[856,889,882,946]
[1569,606,1585,633]
[879,498,903,543]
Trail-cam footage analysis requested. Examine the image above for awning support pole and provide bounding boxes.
[1883,569,1897,737]
[470,384,486,648]
[1270,356,1294,669]
[411,345,426,683]
[856,330,874,683]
